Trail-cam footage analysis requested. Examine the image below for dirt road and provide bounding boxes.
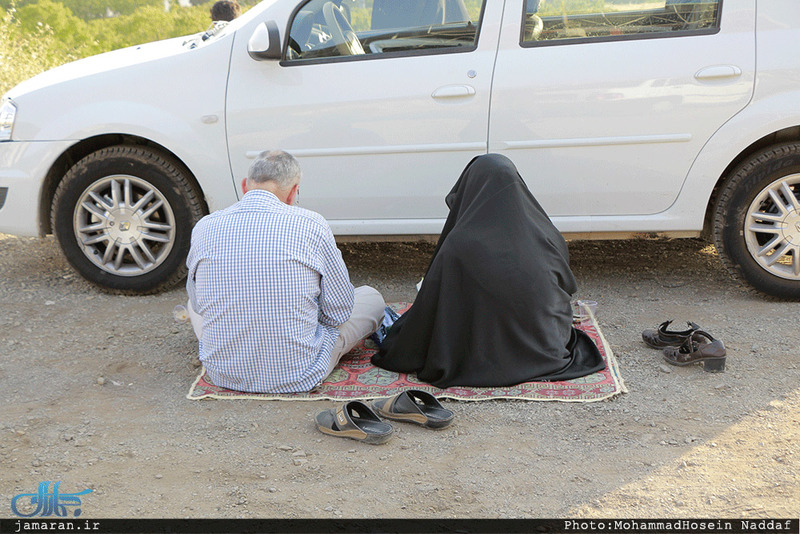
[1,234,798,519]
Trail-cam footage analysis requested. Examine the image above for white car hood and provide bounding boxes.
[7,35,201,99]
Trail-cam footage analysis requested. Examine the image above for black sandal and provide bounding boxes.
[642,320,701,349]
[663,330,727,372]
[315,401,393,444]
[372,390,454,429]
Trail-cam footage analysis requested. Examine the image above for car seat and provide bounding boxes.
[371,0,470,30]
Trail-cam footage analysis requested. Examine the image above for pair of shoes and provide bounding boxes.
[643,320,727,373]
[641,320,701,348]
[663,330,727,372]
[315,390,454,444]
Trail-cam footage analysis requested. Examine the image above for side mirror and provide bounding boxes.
[248,21,281,60]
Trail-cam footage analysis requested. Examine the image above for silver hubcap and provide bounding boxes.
[744,173,800,280]
[73,175,175,277]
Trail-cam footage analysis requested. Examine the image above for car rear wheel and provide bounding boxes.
[713,143,800,299]
[51,145,205,294]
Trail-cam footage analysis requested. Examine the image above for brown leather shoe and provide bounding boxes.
[642,320,701,348]
[663,330,726,372]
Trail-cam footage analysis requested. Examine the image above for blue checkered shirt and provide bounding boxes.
[186,190,354,393]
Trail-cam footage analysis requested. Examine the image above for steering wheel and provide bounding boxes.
[322,2,365,56]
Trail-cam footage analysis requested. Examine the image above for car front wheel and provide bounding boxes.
[713,143,800,299]
[51,145,205,294]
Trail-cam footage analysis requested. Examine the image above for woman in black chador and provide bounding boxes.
[372,154,605,388]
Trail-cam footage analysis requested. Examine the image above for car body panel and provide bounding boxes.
[489,0,756,217]
[0,140,74,236]
[225,0,502,221]
[0,0,798,245]
[0,30,239,230]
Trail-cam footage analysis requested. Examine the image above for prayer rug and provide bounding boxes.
[186,303,626,403]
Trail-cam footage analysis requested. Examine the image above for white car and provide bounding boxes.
[1,0,799,298]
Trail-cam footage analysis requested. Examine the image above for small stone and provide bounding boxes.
[269,487,278,493]
[155,474,163,479]
[277,445,293,451]
[97,377,106,385]
[291,450,306,457]
[659,365,672,374]
[292,458,307,466]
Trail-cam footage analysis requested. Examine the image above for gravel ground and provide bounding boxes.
[0,233,798,519]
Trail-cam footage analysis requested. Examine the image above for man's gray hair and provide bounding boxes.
[247,150,302,190]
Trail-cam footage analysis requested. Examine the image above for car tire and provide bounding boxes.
[51,145,205,294]
[713,142,800,299]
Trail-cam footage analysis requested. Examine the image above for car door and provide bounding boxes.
[226,0,498,234]
[489,0,755,218]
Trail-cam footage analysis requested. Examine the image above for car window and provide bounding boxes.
[286,0,485,62]
[521,0,720,45]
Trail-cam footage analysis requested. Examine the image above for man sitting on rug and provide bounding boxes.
[186,150,385,393]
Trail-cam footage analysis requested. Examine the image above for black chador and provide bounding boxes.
[372,154,605,388]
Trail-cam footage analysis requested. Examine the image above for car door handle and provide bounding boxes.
[695,65,743,80]
[432,85,476,99]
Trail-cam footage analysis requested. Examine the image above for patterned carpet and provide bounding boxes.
[187,303,626,403]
